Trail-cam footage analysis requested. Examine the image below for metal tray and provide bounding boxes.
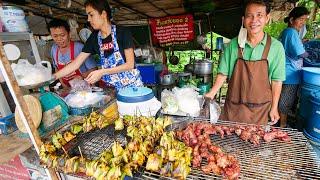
[19,79,54,89]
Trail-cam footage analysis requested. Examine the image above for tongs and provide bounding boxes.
[264,122,271,132]
[264,119,277,132]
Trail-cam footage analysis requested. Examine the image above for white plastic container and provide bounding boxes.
[0,6,29,32]
[116,87,161,117]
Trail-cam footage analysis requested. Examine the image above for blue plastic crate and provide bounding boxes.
[137,63,163,84]
[0,114,17,135]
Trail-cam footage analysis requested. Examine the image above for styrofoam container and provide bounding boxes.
[0,6,29,32]
[117,97,161,117]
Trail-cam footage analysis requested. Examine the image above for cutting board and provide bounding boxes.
[15,95,42,133]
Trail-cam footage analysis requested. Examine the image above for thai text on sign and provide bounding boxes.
[149,14,194,46]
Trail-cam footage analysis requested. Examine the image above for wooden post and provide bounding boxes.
[0,40,58,180]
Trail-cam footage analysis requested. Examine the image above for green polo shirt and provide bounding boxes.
[218,33,286,82]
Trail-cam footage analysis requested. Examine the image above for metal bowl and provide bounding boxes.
[160,74,175,85]
[194,59,213,75]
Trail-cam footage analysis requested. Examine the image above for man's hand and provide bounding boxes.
[85,69,105,84]
[269,107,280,125]
[204,74,228,100]
[205,90,217,100]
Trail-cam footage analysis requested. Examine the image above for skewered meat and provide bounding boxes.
[222,126,232,136]
[206,154,216,162]
[208,145,223,155]
[235,128,242,136]
[263,131,277,143]
[192,155,202,168]
[216,154,229,168]
[224,165,240,180]
[210,161,222,175]
[201,164,212,174]
[256,130,265,137]
[176,130,183,140]
[279,135,291,142]
[240,130,252,141]
[204,125,217,135]
[246,125,258,132]
[192,145,202,168]
[215,126,225,138]
[250,134,261,146]
[275,129,289,139]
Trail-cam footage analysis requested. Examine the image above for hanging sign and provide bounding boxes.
[149,14,194,46]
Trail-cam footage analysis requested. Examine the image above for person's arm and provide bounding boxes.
[299,51,308,58]
[85,48,135,84]
[269,81,282,124]
[81,68,97,78]
[53,52,90,79]
[205,74,228,100]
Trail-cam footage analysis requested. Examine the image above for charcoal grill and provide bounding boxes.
[136,119,320,180]
[64,124,127,160]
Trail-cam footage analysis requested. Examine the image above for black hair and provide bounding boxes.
[47,19,70,32]
[244,0,271,15]
[284,6,309,23]
[84,0,112,21]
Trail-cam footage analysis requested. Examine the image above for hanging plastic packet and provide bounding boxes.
[209,100,221,124]
[69,79,91,93]
[238,19,247,49]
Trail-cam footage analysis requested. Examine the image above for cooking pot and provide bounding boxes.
[194,59,213,75]
[160,74,175,85]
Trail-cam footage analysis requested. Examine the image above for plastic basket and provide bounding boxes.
[304,40,320,67]
[0,114,16,135]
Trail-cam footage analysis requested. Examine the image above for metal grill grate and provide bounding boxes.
[137,119,320,180]
[66,125,127,160]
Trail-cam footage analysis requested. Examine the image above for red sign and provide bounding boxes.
[0,156,30,179]
[149,14,195,46]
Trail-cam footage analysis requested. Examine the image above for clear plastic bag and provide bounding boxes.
[11,59,52,86]
[161,89,179,114]
[173,87,200,117]
[69,79,91,93]
[209,101,221,124]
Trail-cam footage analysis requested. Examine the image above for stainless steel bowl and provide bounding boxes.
[193,59,213,75]
[160,74,175,85]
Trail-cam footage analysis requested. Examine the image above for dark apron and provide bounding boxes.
[221,35,272,125]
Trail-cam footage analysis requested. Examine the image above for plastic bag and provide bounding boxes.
[209,101,221,124]
[65,91,104,108]
[161,89,179,114]
[173,87,200,117]
[11,59,52,86]
[69,79,91,92]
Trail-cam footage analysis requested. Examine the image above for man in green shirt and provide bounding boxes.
[205,0,285,125]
